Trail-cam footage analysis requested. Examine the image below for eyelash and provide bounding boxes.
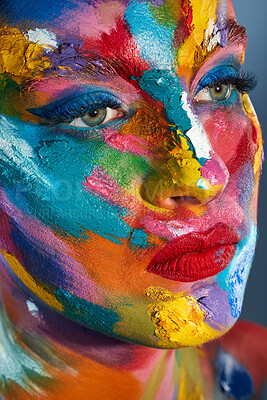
[195,69,257,96]
[28,92,123,126]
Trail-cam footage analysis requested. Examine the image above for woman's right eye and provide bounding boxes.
[68,107,125,128]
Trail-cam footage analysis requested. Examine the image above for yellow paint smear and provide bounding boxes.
[146,287,222,348]
[0,26,51,82]
[1,250,63,311]
[242,94,263,177]
[167,132,223,202]
[177,0,218,80]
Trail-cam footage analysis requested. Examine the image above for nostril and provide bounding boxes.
[170,196,201,205]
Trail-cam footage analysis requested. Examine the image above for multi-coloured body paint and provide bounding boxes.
[0,0,266,398]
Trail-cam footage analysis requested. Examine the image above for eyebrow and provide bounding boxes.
[192,19,247,70]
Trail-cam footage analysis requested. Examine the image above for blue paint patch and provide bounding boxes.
[228,224,257,318]
[54,289,120,335]
[1,0,90,25]
[136,69,192,132]
[125,0,175,69]
[216,349,254,400]
[216,223,257,318]
[10,222,76,291]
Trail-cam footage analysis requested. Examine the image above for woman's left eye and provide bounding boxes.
[194,83,233,103]
[68,107,125,128]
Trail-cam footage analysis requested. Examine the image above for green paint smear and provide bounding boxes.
[97,141,150,189]
[55,289,120,334]
[149,2,177,31]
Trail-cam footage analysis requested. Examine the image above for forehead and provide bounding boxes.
[0,0,246,84]
[1,0,235,37]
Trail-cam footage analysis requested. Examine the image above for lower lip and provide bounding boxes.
[147,224,239,282]
[147,244,236,282]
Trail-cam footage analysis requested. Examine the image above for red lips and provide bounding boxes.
[147,223,240,282]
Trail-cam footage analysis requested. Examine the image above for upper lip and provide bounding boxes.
[146,223,240,280]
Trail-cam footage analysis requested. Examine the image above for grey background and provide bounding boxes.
[233,0,267,326]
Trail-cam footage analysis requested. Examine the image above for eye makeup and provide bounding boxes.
[28,91,124,126]
[194,65,257,96]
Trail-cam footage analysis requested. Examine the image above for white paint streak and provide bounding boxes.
[0,116,53,189]
[181,92,212,160]
[26,28,58,52]
[204,19,221,52]
[26,299,40,319]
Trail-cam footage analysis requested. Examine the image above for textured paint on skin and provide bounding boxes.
[129,229,151,249]
[176,0,219,78]
[0,251,63,311]
[136,69,192,132]
[216,349,254,399]
[26,29,58,52]
[0,26,50,80]
[0,192,106,304]
[192,282,235,330]
[0,116,132,240]
[180,91,211,160]
[242,94,263,176]
[124,0,175,69]
[216,223,257,318]
[146,287,222,348]
[140,352,169,400]
[0,116,53,190]
[0,303,50,392]
[177,348,205,400]
[54,288,120,335]
[228,224,257,318]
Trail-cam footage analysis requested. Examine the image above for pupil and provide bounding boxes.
[88,109,100,118]
[215,85,222,93]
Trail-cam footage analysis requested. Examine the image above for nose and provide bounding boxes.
[140,129,229,210]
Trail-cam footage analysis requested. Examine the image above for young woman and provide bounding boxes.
[0,0,266,398]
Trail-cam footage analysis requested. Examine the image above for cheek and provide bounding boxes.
[201,109,258,170]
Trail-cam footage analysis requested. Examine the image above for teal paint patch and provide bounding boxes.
[216,224,257,318]
[136,69,192,132]
[175,349,181,367]
[124,0,175,69]
[129,228,150,249]
[0,115,132,241]
[55,289,120,334]
[0,303,50,393]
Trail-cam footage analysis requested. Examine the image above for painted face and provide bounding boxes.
[0,0,262,348]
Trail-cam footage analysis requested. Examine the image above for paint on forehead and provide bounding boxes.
[0,26,51,81]
[125,0,175,69]
[26,28,58,52]
[0,0,90,24]
[176,0,229,79]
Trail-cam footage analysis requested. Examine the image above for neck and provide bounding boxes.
[0,258,210,400]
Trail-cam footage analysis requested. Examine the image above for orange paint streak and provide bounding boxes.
[56,231,183,295]
[45,358,143,400]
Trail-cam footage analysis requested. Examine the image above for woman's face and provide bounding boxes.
[0,0,262,348]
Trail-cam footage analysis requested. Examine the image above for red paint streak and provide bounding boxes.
[147,223,239,281]
[82,18,149,80]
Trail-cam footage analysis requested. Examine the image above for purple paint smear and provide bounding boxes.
[192,282,235,330]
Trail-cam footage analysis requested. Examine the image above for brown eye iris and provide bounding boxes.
[209,84,231,101]
[81,108,107,127]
